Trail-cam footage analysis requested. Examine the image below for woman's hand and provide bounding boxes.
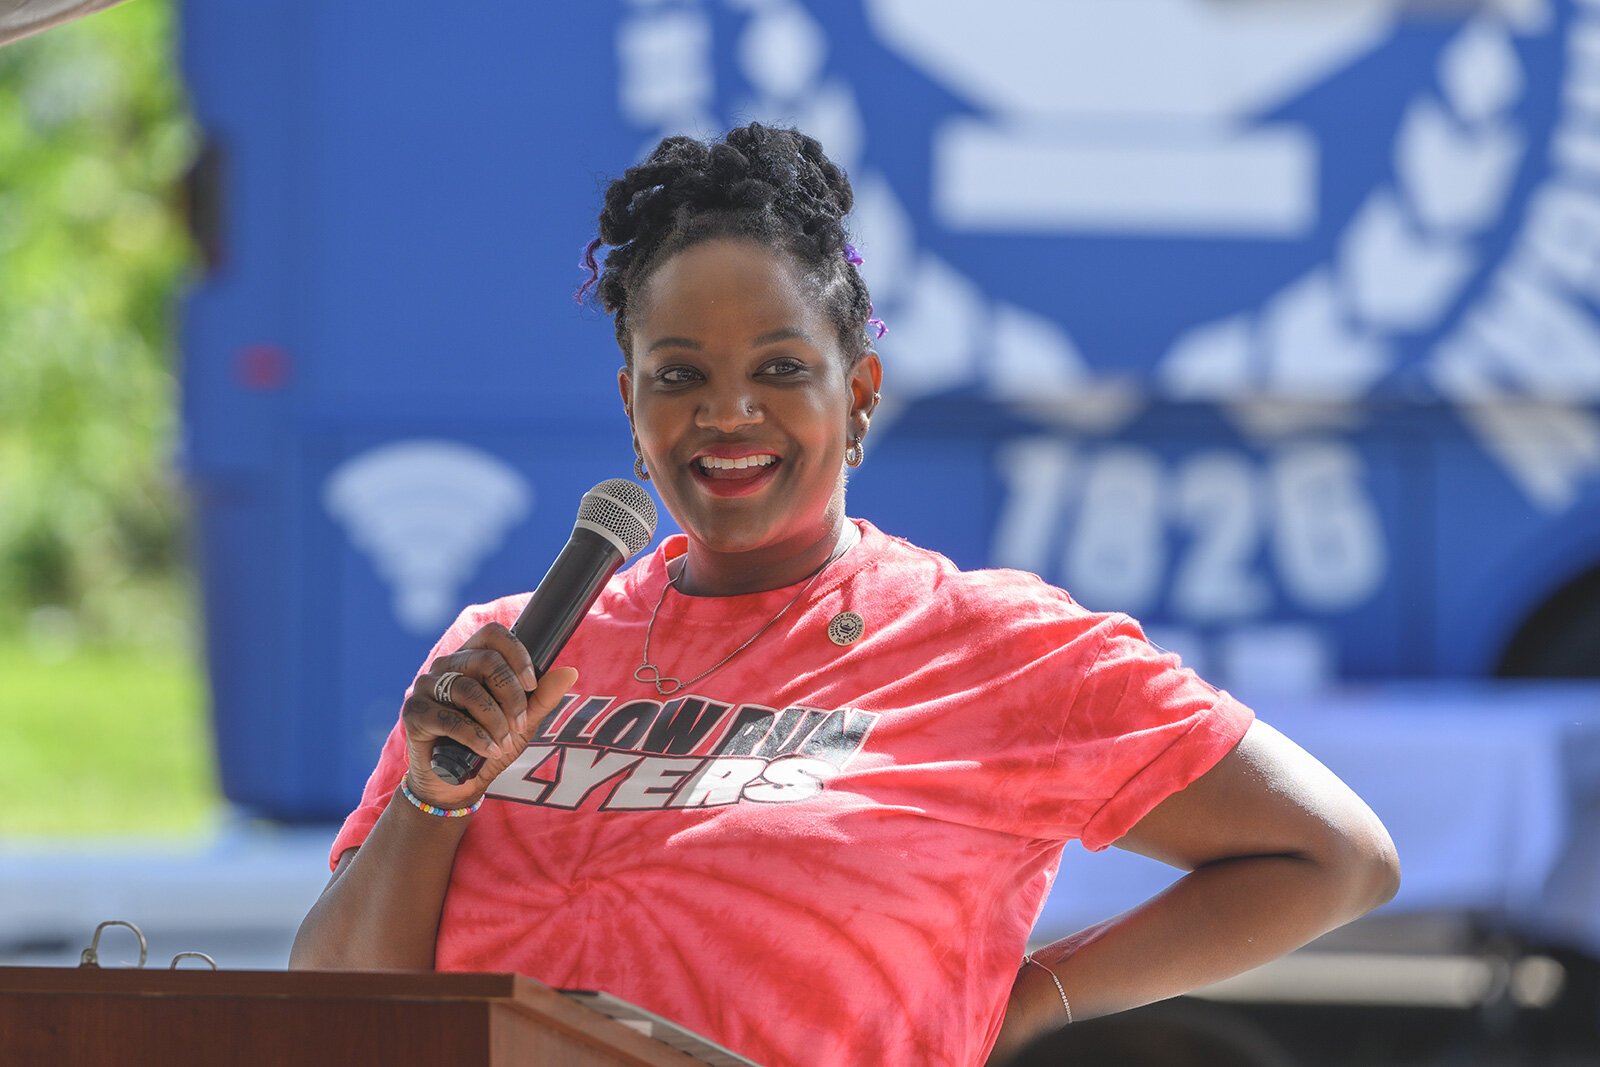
[986,720,1400,1061]
[401,621,579,810]
[290,624,579,971]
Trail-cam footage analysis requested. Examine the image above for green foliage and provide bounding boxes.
[0,0,196,650]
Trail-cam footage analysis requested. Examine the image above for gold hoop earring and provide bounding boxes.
[845,437,864,469]
[634,452,650,481]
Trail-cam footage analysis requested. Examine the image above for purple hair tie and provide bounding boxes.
[576,237,604,303]
[842,243,887,340]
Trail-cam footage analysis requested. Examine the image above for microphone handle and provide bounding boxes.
[430,527,625,786]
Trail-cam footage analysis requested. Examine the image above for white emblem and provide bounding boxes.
[323,440,532,634]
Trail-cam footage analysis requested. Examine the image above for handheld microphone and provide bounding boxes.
[430,478,657,786]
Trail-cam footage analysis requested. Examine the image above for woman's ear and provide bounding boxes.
[618,366,634,426]
[849,351,883,440]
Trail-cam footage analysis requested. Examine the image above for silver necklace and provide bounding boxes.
[634,529,856,697]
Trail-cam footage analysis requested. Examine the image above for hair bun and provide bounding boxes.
[585,122,875,361]
[726,177,776,212]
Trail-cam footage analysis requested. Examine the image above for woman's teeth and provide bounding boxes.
[698,455,777,472]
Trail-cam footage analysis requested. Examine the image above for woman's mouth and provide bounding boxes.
[690,453,781,496]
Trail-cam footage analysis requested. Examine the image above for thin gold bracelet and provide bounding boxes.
[1021,953,1073,1024]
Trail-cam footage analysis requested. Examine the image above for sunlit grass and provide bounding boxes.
[3,637,219,838]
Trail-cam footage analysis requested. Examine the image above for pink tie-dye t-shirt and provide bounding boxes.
[331,520,1253,1066]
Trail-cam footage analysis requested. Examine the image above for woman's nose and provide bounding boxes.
[696,383,762,431]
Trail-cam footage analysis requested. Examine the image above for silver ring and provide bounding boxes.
[433,671,466,706]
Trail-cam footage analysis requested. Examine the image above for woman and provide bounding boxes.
[291,124,1400,1066]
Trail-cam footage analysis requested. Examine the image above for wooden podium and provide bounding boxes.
[0,967,757,1066]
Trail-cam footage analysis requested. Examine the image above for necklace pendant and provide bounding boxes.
[636,539,848,701]
[635,662,684,696]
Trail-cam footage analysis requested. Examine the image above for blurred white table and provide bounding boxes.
[0,820,334,969]
[1035,683,1600,956]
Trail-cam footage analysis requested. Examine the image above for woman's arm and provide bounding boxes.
[987,718,1400,1063]
[289,799,471,969]
[289,623,578,971]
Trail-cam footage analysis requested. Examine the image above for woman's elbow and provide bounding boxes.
[1360,821,1402,911]
[1320,806,1402,919]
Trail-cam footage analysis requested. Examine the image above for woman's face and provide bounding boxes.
[620,237,880,569]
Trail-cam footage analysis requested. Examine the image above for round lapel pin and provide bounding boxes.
[827,611,865,646]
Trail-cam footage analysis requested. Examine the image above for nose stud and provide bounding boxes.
[699,396,760,425]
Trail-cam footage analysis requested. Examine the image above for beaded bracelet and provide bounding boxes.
[1022,954,1073,1024]
[399,775,484,818]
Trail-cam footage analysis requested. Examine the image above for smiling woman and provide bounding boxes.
[291,124,1400,1067]
[620,237,879,594]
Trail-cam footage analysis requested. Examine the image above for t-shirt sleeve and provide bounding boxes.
[326,603,511,870]
[1039,613,1254,851]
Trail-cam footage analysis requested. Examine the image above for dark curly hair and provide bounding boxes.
[581,123,875,366]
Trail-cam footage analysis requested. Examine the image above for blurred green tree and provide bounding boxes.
[0,0,195,651]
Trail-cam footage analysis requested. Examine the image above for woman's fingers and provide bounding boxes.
[466,665,579,790]
[460,622,539,690]
[479,623,541,732]
[430,648,526,748]
[521,666,579,737]
[436,673,511,758]
[405,676,498,759]
[401,623,580,800]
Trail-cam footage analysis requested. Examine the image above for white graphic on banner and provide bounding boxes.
[737,4,824,100]
[613,0,1598,657]
[1429,1,1600,508]
[324,441,532,634]
[990,438,1385,619]
[618,6,714,137]
[869,0,1397,235]
[1171,452,1271,623]
[991,303,1091,395]
[1161,9,1531,416]
[1339,190,1474,331]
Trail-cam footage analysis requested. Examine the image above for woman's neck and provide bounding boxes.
[672,519,859,597]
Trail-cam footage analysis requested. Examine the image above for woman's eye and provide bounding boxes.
[657,366,700,384]
[763,358,804,377]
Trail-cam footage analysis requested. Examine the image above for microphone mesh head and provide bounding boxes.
[577,478,657,559]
